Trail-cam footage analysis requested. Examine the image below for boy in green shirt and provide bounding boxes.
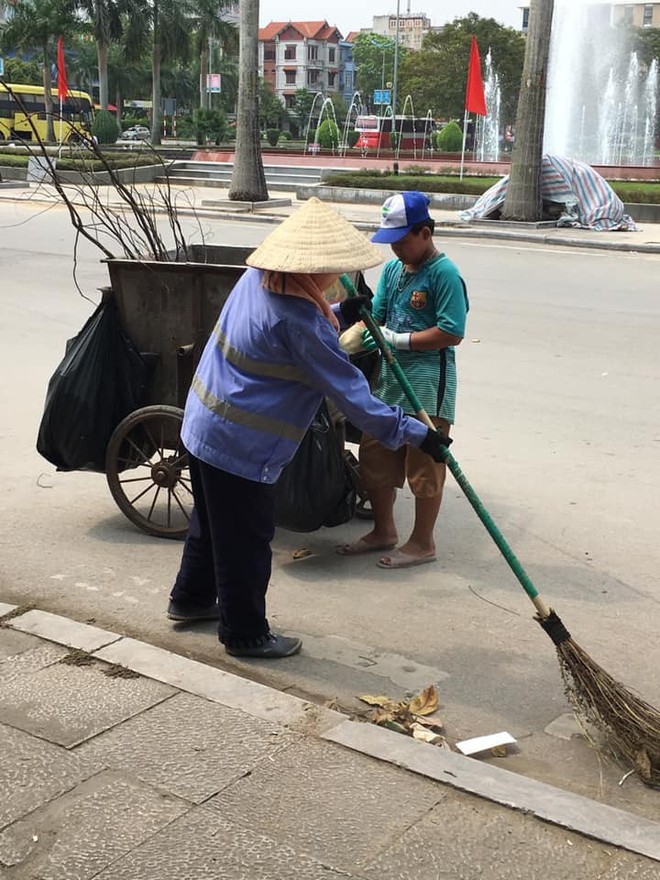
[339,191,469,568]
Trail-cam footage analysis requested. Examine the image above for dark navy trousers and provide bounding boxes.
[171,453,275,647]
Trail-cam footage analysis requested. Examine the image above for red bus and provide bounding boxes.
[354,115,434,151]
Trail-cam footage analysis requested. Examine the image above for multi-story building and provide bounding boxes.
[520,0,660,32]
[371,11,432,49]
[339,36,358,107]
[259,20,343,113]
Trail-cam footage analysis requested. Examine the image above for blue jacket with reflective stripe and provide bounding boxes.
[181,268,428,483]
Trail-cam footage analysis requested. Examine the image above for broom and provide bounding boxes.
[340,273,660,787]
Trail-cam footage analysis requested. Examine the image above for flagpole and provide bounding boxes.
[58,92,63,158]
[460,109,469,180]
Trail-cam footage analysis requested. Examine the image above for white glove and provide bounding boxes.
[380,326,412,351]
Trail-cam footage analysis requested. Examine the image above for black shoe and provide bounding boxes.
[225,632,302,659]
[167,600,221,622]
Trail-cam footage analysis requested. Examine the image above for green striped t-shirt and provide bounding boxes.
[372,253,468,423]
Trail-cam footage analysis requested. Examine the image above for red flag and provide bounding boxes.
[57,36,68,99]
[465,35,487,116]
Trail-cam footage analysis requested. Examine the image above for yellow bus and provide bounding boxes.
[0,82,93,143]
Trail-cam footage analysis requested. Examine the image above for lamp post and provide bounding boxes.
[391,0,400,118]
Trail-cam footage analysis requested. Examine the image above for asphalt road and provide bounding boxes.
[2,198,660,816]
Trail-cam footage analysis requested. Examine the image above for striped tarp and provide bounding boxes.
[459,154,637,231]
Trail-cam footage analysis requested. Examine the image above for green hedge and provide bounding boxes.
[321,170,660,203]
[0,151,163,171]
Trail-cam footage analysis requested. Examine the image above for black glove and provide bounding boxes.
[420,428,452,462]
[339,295,372,326]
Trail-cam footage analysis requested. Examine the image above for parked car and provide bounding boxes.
[122,125,150,141]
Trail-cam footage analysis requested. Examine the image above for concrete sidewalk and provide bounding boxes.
[1,602,659,879]
[3,179,660,254]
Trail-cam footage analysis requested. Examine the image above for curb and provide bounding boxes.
[2,604,660,862]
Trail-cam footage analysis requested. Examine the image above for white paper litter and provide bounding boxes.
[455,731,517,756]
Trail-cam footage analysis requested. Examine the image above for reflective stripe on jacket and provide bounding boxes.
[181,268,427,483]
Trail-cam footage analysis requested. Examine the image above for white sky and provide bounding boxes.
[258,1,523,37]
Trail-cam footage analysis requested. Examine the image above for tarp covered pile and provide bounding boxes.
[459,154,637,231]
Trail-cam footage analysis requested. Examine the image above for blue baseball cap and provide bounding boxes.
[371,191,432,244]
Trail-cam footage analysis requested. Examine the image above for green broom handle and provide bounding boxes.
[339,274,551,620]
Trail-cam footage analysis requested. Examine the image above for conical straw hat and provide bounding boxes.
[246,197,383,273]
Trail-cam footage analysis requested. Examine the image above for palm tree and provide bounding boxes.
[192,0,238,111]
[501,0,555,222]
[228,0,267,202]
[150,0,192,145]
[1,0,79,141]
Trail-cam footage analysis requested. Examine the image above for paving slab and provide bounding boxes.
[94,806,358,880]
[0,603,17,616]
[0,771,188,879]
[77,691,296,803]
[324,720,660,862]
[362,789,656,880]
[0,724,100,830]
[0,627,43,661]
[0,652,175,747]
[208,737,444,873]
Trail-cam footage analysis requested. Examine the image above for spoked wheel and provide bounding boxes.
[106,405,192,539]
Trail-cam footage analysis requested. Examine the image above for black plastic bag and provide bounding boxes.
[36,298,147,472]
[274,401,356,532]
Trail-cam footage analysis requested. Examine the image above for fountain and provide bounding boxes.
[545,0,658,165]
[394,95,416,160]
[340,92,366,156]
[421,110,435,161]
[303,92,326,155]
[476,49,501,162]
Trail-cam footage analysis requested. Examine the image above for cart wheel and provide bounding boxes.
[354,492,374,520]
[106,405,192,539]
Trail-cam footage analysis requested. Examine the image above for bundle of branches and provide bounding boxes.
[0,81,190,264]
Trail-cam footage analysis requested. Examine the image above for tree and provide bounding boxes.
[192,0,238,111]
[399,14,525,121]
[352,33,397,112]
[258,81,286,130]
[150,0,193,145]
[501,0,554,221]
[293,88,316,137]
[77,0,143,111]
[1,0,79,141]
[228,0,267,202]
[2,57,41,85]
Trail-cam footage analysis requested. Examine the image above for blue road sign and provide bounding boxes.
[0,58,4,77]
[373,89,391,105]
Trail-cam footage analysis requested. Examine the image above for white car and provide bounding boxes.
[122,125,150,141]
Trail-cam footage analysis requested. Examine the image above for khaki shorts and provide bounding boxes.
[359,418,450,499]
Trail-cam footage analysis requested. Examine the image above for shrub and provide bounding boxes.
[280,130,293,140]
[92,109,120,145]
[317,119,340,149]
[178,109,230,145]
[435,121,463,153]
[266,128,281,147]
[346,129,360,148]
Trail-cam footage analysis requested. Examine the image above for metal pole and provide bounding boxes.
[392,0,400,119]
[381,50,385,116]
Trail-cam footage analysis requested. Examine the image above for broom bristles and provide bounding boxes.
[556,637,660,787]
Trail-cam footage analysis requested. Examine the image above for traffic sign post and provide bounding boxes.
[373,89,391,105]
[0,58,4,77]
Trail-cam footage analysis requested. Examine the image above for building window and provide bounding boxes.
[643,4,653,25]
[308,69,319,86]
[328,47,335,63]
[284,69,296,85]
[308,44,318,61]
[522,7,529,30]
[328,72,336,87]
[285,95,296,110]
[264,47,275,61]
[284,44,296,60]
